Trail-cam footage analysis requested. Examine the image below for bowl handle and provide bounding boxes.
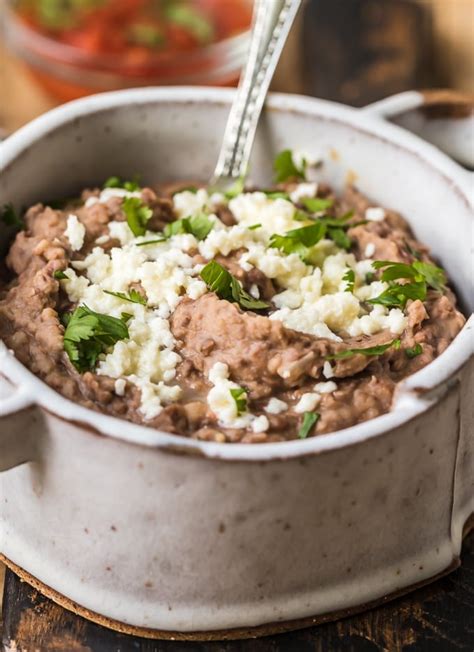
[362,89,474,169]
[0,375,39,472]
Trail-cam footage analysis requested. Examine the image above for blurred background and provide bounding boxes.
[0,0,473,133]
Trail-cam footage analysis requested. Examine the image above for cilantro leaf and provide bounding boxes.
[269,223,326,261]
[273,150,306,183]
[327,226,351,250]
[104,175,141,191]
[298,412,320,439]
[405,343,423,359]
[200,260,269,311]
[368,281,427,308]
[230,388,247,415]
[248,223,262,231]
[164,214,214,241]
[302,197,334,212]
[135,238,167,246]
[263,190,291,200]
[223,177,245,200]
[1,203,24,229]
[412,261,446,292]
[63,305,129,372]
[343,268,355,293]
[122,197,152,236]
[165,4,214,43]
[326,339,401,360]
[103,289,146,305]
[53,270,68,280]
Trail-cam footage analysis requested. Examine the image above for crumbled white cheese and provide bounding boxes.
[251,415,269,433]
[292,150,321,170]
[314,381,337,394]
[59,268,89,302]
[95,235,110,245]
[294,393,321,413]
[173,188,209,218]
[365,207,386,221]
[265,398,288,414]
[229,192,301,239]
[85,187,142,207]
[289,182,318,204]
[323,361,335,379]
[114,378,126,396]
[207,362,268,432]
[364,242,376,258]
[64,214,86,251]
[249,284,260,299]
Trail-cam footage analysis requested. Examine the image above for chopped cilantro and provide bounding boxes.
[63,305,129,372]
[135,238,167,247]
[1,203,24,229]
[273,149,306,183]
[343,268,355,293]
[164,213,214,241]
[103,289,146,305]
[248,223,262,230]
[223,177,245,200]
[369,260,446,308]
[104,175,141,191]
[165,4,214,44]
[263,190,291,200]
[122,197,152,236]
[298,412,320,439]
[326,339,401,360]
[405,343,423,359]
[302,197,334,212]
[327,227,351,251]
[53,270,68,280]
[365,271,375,284]
[200,260,269,311]
[230,388,247,415]
[269,223,326,261]
[128,23,165,48]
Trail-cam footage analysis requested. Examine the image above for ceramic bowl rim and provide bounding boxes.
[1,86,472,461]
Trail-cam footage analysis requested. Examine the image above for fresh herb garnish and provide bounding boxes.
[103,289,146,305]
[298,412,320,439]
[327,227,351,251]
[230,388,247,415]
[200,260,269,311]
[273,149,306,183]
[1,203,24,229]
[326,339,401,360]
[172,186,198,195]
[164,214,214,241]
[368,260,446,308]
[405,343,423,359]
[165,4,214,44]
[128,23,165,48]
[263,190,291,200]
[302,197,334,212]
[122,197,153,236]
[223,177,245,200]
[63,305,129,372]
[269,222,326,261]
[365,271,375,284]
[53,270,68,280]
[104,175,141,192]
[135,238,167,247]
[248,223,262,230]
[343,268,355,293]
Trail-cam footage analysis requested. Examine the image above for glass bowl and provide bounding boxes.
[3,2,252,102]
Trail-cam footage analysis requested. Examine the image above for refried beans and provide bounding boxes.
[0,153,466,443]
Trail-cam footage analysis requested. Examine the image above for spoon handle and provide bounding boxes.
[211,0,302,186]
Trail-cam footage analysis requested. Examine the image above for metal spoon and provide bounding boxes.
[211,0,302,189]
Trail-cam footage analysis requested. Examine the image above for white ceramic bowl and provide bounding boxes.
[0,87,473,640]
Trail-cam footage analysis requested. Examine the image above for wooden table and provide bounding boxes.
[1,530,473,651]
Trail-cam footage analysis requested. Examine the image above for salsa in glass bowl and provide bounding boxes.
[5,0,253,101]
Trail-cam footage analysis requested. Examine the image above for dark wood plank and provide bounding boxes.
[2,531,473,652]
[302,0,436,106]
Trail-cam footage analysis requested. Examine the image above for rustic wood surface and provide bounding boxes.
[1,530,473,652]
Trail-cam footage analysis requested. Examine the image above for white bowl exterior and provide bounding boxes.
[0,88,473,633]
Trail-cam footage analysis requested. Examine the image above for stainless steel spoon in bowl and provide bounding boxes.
[211,0,302,189]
